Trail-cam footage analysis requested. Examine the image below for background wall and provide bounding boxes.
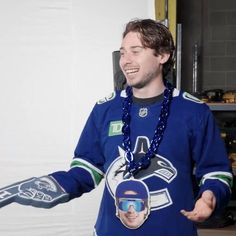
[177,0,203,93]
[0,1,155,235]
[202,0,236,91]
[177,0,236,93]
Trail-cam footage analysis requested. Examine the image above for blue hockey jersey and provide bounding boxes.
[51,88,233,236]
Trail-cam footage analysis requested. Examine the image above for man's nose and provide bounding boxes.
[127,205,136,213]
[120,53,132,65]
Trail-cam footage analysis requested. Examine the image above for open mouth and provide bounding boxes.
[125,68,139,75]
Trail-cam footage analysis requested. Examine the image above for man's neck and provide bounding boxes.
[132,80,166,99]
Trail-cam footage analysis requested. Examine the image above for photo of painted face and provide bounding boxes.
[115,179,150,229]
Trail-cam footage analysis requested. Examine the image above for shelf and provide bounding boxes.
[207,103,236,111]
[221,127,236,132]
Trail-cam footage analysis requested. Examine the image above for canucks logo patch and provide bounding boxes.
[97,92,116,104]
[183,92,204,104]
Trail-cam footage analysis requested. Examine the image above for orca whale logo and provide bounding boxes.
[106,136,177,211]
[131,136,177,182]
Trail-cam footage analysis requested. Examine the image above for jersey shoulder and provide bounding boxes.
[173,89,203,104]
[96,91,117,105]
[95,89,126,108]
[173,89,207,108]
[173,89,210,113]
[92,89,125,118]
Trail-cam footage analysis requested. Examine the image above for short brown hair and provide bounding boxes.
[123,19,175,76]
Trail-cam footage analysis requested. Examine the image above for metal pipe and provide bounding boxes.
[176,24,182,90]
[192,43,198,93]
[164,0,169,27]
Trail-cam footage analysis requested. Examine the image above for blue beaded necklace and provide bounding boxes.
[122,79,173,178]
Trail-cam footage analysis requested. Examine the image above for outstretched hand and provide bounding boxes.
[180,190,216,222]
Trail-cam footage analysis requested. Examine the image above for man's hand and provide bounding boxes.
[180,190,216,222]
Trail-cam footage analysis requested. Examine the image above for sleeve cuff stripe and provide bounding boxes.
[201,172,233,188]
[70,158,104,186]
[71,158,104,175]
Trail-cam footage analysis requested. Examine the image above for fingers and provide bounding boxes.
[180,190,216,223]
[180,209,206,222]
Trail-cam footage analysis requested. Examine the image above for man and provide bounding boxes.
[0,19,233,236]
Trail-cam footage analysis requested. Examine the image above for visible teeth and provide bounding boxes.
[127,216,137,220]
[125,68,139,74]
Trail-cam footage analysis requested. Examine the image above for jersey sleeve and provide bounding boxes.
[191,106,233,211]
[50,104,105,200]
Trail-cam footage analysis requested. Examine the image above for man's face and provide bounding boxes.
[117,193,148,229]
[119,32,163,90]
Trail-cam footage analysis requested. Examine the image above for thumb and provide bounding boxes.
[201,190,216,209]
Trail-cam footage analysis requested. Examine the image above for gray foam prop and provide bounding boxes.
[0,176,69,208]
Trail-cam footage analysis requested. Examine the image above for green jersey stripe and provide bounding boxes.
[70,159,104,186]
[200,171,233,188]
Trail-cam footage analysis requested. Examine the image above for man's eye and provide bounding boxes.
[132,46,143,54]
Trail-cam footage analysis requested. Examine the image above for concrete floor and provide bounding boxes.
[198,224,236,236]
[197,204,236,235]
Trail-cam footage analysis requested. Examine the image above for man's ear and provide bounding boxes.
[159,53,170,64]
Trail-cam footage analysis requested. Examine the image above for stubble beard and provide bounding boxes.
[128,70,160,89]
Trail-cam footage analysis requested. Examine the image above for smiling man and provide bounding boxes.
[0,19,233,236]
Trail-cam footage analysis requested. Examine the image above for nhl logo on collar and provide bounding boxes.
[139,108,148,117]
